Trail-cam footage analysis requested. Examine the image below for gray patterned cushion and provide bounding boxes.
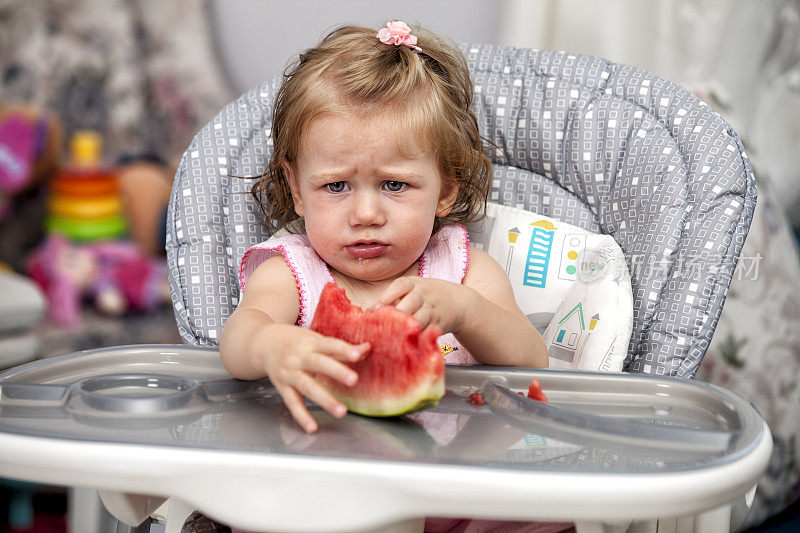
[166,45,756,379]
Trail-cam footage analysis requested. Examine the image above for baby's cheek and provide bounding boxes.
[304,226,338,257]
[397,217,433,247]
[312,238,339,263]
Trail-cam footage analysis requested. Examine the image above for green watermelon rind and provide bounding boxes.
[338,379,445,418]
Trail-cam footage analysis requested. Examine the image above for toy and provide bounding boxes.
[0,106,60,223]
[46,130,128,242]
[0,106,61,272]
[46,129,172,255]
[27,234,170,328]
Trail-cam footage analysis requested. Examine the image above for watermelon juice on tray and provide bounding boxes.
[310,282,445,417]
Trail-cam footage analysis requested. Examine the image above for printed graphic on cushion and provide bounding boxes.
[543,240,630,371]
[521,221,552,287]
[469,202,633,372]
[549,302,597,364]
[559,234,586,281]
[494,433,583,463]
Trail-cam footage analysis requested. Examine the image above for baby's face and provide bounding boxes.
[284,109,457,284]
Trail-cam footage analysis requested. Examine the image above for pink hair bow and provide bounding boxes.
[377,21,421,51]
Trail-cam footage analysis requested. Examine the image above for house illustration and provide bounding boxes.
[550,302,600,364]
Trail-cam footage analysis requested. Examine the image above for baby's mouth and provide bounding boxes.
[346,242,389,259]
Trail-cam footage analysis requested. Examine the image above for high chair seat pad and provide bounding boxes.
[166,45,756,379]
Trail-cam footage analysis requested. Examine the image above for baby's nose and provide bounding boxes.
[349,192,386,226]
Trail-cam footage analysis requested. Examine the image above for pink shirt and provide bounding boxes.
[238,224,477,365]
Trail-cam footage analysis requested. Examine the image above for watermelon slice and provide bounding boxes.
[310,282,445,417]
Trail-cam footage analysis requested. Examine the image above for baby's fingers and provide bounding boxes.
[318,337,370,364]
[304,351,360,388]
[293,371,349,420]
[412,307,432,330]
[275,383,318,433]
[393,290,424,317]
[379,277,415,306]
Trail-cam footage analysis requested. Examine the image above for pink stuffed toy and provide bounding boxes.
[0,108,60,222]
[27,234,169,327]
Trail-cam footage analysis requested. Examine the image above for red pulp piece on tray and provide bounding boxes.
[527,378,548,403]
[468,391,485,404]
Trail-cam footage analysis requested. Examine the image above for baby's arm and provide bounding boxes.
[457,247,548,366]
[220,256,369,432]
[379,247,547,368]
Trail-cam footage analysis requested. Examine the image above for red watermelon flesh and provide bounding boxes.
[527,378,548,403]
[310,282,444,417]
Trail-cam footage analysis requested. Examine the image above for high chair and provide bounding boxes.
[167,44,756,380]
[162,43,760,532]
[0,45,765,533]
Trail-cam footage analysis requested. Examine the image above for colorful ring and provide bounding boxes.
[45,215,127,241]
[49,195,122,220]
[52,174,119,197]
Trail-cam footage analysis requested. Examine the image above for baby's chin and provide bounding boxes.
[326,257,418,285]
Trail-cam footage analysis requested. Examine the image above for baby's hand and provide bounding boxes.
[265,324,369,433]
[378,277,467,333]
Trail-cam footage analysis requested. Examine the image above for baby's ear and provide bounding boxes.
[282,160,304,217]
[436,180,459,217]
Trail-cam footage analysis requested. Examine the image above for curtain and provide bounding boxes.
[499,0,800,227]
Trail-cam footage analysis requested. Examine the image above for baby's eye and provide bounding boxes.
[384,180,407,192]
[325,181,349,193]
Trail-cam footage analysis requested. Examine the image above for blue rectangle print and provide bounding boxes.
[524,227,554,287]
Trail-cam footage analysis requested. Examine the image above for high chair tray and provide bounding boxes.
[0,345,772,532]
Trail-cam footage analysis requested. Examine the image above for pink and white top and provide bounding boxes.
[238,224,477,365]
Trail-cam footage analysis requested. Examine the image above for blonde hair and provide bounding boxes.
[252,23,491,232]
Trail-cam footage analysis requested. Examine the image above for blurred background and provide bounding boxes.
[0,0,799,532]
